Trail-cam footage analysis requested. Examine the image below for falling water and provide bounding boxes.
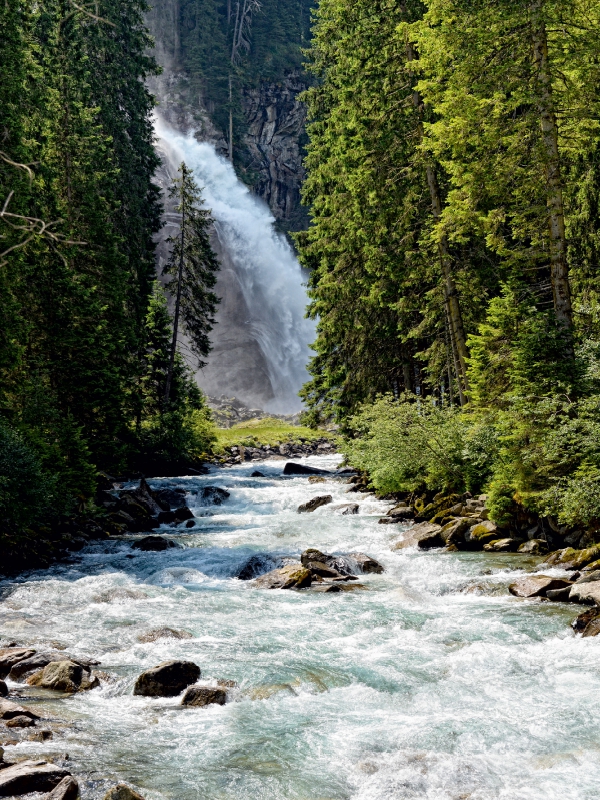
[154,116,315,413]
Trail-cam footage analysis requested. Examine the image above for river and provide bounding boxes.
[1,455,599,799]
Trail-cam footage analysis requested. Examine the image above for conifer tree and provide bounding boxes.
[163,162,220,406]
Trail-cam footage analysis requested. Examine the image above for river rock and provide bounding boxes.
[46,775,80,800]
[391,522,444,550]
[0,648,36,679]
[8,651,69,680]
[378,517,401,524]
[310,583,342,593]
[254,564,312,589]
[32,660,83,693]
[546,586,573,601]
[483,538,519,553]
[199,486,230,505]
[345,552,384,574]
[440,518,470,546]
[157,510,176,524]
[569,582,600,605]
[236,553,281,580]
[332,503,359,515]
[545,544,600,570]
[103,784,146,800]
[464,521,499,548]
[154,488,187,509]
[508,576,572,598]
[518,539,547,555]
[283,462,332,476]
[305,561,343,579]
[386,506,414,520]
[297,495,333,513]
[0,681,6,697]
[181,686,227,707]
[251,471,265,477]
[174,507,194,521]
[0,760,69,796]
[133,660,201,697]
[6,714,36,728]
[137,628,193,643]
[132,536,178,551]
[0,699,39,720]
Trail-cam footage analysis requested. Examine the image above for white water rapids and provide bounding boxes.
[154,116,315,413]
[2,456,600,799]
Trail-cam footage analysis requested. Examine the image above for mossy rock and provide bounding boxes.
[545,544,600,570]
[420,494,461,521]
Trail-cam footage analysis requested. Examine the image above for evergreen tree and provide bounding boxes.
[163,162,220,405]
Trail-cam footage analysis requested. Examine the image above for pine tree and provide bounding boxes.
[163,162,220,406]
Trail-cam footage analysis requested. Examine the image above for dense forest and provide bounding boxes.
[298,0,600,531]
[0,0,216,560]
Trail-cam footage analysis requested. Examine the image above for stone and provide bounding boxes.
[236,553,281,580]
[154,488,187,509]
[308,476,326,484]
[0,699,39,720]
[9,652,67,680]
[253,564,312,590]
[173,507,194,522]
[378,517,401,525]
[0,760,70,796]
[283,462,332,476]
[509,576,572,598]
[545,544,600,570]
[102,784,146,800]
[332,503,359,515]
[0,648,36,679]
[181,686,227,707]
[6,714,35,728]
[582,617,600,637]
[137,628,193,643]
[391,522,444,550]
[440,518,470,546]
[546,586,573,601]
[35,661,83,693]
[0,682,6,698]
[199,486,230,505]
[574,570,600,584]
[297,495,333,513]
[387,506,414,520]
[345,552,384,574]
[571,607,600,632]
[251,471,265,477]
[305,561,343,579]
[465,520,499,548]
[157,510,176,524]
[310,584,342,593]
[483,538,519,553]
[46,775,80,800]
[133,660,201,697]
[569,582,600,605]
[518,539,547,555]
[132,536,178,551]
[300,548,329,567]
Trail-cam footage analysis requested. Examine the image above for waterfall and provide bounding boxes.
[154,116,315,414]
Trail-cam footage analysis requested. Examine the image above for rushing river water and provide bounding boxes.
[2,455,600,800]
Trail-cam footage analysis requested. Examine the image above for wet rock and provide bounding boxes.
[308,476,326,484]
[157,510,176,524]
[391,522,444,550]
[440,518,470,546]
[546,586,573,601]
[199,486,230,505]
[582,617,600,637]
[464,521,499,548]
[6,714,35,728]
[0,648,36,680]
[310,584,342,593]
[251,471,265,477]
[386,506,414,520]
[181,686,227,707]
[33,661,83,693]
[46,775,80,800]
[0,682,6,698]
[572,607,600,632]
[103,784,146,800]
[9,652,68,680]
[236,554,282,580]
[576,569,600,583]
[305,561,343,579]
[154,488,187,509]
[483,538,519,553]
[569,582,600,605]
[518,539,548,555]
[300,548,329,567]
[253,564,312,589]
[332,503,359,515]
[0,699,39,721]
[297,495,332,513]
[283,462,332,476]
[173,507,194,522]
[137,628,193,643]
[93,588,147,603]
[509,576,572,598]
[132,536,178,552]
[0,760,69,795]
[378,517,401,525]
[133,660,201,697]
[345,552,384,574]
[545,544,600,571]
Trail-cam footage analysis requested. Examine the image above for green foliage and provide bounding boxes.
[214,417,329,450]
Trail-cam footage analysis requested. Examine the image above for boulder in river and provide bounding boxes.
[174,507,194,522]
[6,714,36,728]
[345,552,384,574]
[132,536,179,552]
[464,521,500,548]
[310,584,342,593]
[199,486,230,505]
[254,564,312,589]
[518,539,547,555]
[235,554,281,580]
[154,487,187,509]
[46,775,80,800]
[386,506,414,520]
[391,522,444,551]
[0,648,36,679]
[483,538,519,553]
[297,495,332,513]
[0,760,70,796]
[569,581,600,605]
[133,660,201,697]
[0,698,39,721]
[509,576,572,598]
[305,560,344,579]
[0,681,6,697]
[137,628,192,643]
[181,685,227,707]
[332,503,359,515]
[283,462,332,476]
[251,470,266,477]
[30,660,83,693]
[103,785,147,800]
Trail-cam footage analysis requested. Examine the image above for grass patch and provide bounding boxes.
[214,417,333,451]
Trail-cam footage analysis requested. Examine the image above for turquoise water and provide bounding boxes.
[1,455,598,799]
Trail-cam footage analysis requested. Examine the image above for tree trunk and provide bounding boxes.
[164,189,186,406]
[530,0,573,331]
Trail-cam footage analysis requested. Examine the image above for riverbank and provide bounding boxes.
[1,453,600,799]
